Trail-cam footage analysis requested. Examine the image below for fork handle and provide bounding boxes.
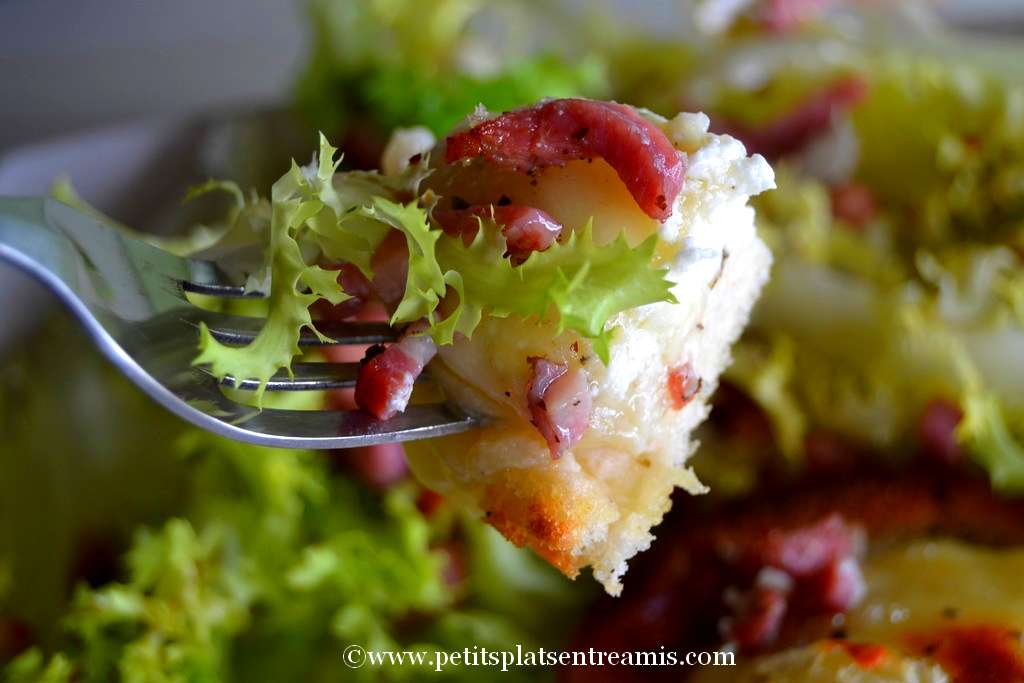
[0,197,72,287]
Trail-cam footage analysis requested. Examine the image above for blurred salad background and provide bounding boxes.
[2,0,1024,680]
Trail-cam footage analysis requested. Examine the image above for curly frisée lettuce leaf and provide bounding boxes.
[953,348,1024,493]
[430,216,676,362]
[295,0,608,138]
[192,132,676,390]
[360,197,447,324]
[192,191,350,402]
[191,135,425,399]
[3,431,585,682]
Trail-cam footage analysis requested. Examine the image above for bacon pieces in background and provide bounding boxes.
[715,76,868,160]
[918,398,965,466]
[830,181,878,228]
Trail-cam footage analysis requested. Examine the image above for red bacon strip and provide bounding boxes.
[526,356,592,458]
[445,99,685,221]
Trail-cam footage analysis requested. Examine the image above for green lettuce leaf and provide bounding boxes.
[192,187,349,400]
[433,217,676,362]
[295,0,607,138]
[2,422,587,682]
[3,651,73,683]
[955,350,1024,493]
[359,198,446,324]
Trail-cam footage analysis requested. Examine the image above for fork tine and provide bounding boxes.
[179,259,266,298]
[237,403,480,446]
[180,310,401,346]
[181,279,263,298]
[210,362,361,390]
[212,362,435,391]
[171,367,479,447]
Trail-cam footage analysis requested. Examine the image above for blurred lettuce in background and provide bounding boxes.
[294,0,607,164]
[1,320,590,682]
[637,26,1024,497]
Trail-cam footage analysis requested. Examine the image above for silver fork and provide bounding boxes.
[0,196,480,448]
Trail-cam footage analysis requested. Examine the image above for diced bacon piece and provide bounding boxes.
[904,625,1024,683]
[918,398,965,466]
[803,430,861,473]
[434,204,562,261]
[437,540,468,587]
[348,443,409,488]
[758,0,833,32]
[313,262,373,320]
[715,76,868,159]
[724,586,789,651]
[316,231,409,320]
[830,182,877,228]
[526,356,592,458]
[812,556,866,613]
[0,619,33,662]
[737,514,859,579]
[370,230,411,313]
[836,642,889,670]
[667,364,702,410]
[445,99,686,221]
[355,325,437,420]
[416,488,446,517]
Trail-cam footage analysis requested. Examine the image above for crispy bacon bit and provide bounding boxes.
[830,182,877,228]
[733,514,860,579]
[355,324,437,420]
[719,515,865,649]
[667,364,702,410]
[724,585,789,651]
[370,230,411,313]
[437,540,468,588]
[715,76,868,160]
[416,488,446,517]
[811,556,866,613]
[526,356,592,458]
[758,0,833,32]
[316,231,410,321]
[830,641,889,670]
[566,473,1024,681]
[313,262,373,320]
[348,443,409,488]
[445,98,685,221]
[0,619,33,663]
[905,626,1024,683]
[804,430,862,473]
[434,204,563,261]
[919,398,965,466]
